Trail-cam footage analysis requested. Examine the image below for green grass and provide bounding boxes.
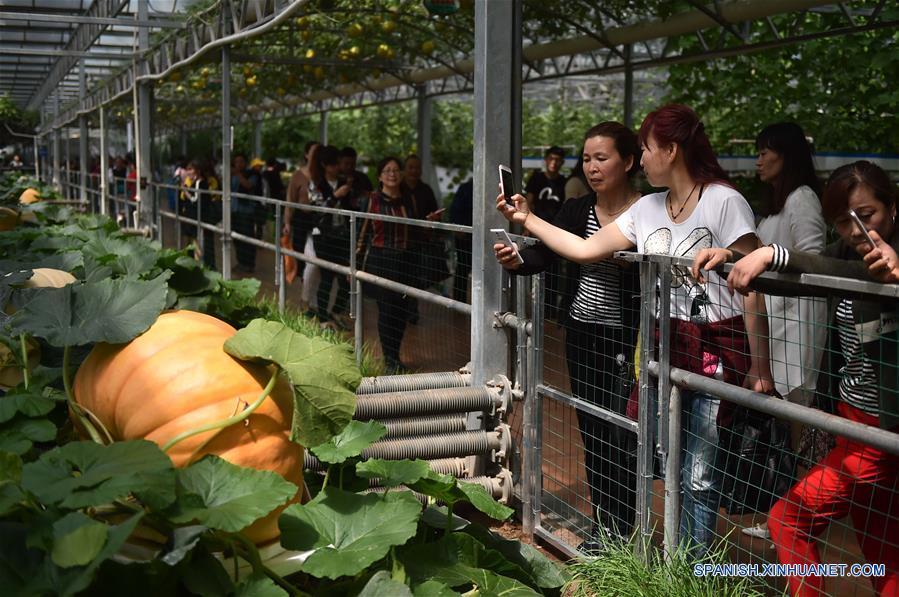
[564,529,771,597]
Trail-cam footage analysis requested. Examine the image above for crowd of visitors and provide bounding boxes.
[495,103,899,595]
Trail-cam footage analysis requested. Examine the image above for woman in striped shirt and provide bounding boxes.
[495,122,643,551]
[692,161,899,596]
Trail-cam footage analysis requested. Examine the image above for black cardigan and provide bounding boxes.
[511,193,641,333]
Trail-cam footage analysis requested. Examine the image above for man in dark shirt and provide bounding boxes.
[449,178,473,303]
[338,146,373,210]
[231,153,263,273]
[525,146,568,319]
[524,146,567,222]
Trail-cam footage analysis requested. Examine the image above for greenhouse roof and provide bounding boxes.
[1,0,894,135]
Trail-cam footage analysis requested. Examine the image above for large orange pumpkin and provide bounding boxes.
[73,310,303,544]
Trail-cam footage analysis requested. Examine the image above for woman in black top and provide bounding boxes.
[179,159,221,270]
[356,157,414,374]
[495,122,642,550]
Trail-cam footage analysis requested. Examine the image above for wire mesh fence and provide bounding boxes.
[68,173,476,377]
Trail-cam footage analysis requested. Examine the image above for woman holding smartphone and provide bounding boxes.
[692,161,899,596]
[496,122,642,552]
[497,104,774,557]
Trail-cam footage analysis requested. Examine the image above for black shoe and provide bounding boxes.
[576,537,606,558]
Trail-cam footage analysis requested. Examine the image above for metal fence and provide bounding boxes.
[50,169,899,595]
[512,248,899,596]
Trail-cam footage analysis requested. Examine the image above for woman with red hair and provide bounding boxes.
[497,103,774,556]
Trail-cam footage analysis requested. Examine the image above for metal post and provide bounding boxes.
[52,94,60,190]
[275,202,285,311]
[318,110,328,144]
[221,44,232,279]
[79,61,89,208]
[530,272,545,535]
[32,136,39,179]
[511,3,523,190]
[137,0,153,229]
[64,127,71,199]
[663,385,682,562]
[471,0,517,387]
[253,120,263,158]
[518,274,533,537]
[623,44,634,130]
[636,261,659,560]
[416,86,438,192]
[657,268,673,468]
[350,213,362,367]
[99,105,108,216]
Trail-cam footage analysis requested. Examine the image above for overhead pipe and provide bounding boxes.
[356,371,472,395]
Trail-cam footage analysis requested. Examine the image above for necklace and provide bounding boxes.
[600,191,639,218]
[667,183,699,220]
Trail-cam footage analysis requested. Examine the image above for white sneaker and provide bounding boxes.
[741,522,770,539]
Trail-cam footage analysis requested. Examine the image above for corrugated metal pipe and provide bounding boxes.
[304,454,470,477]
[355,386,501,420]
[360,429,503,461]
[364,470,511,503]
[380,414,467,438]
[356,371,472,395]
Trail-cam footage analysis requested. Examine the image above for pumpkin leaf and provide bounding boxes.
[0,451,22,484]
[20,440,176,510]
[355,458,431,487]
[234,572,289,597]
[411,579,458,596]
[160,525,207,566]
[311,420,387,465]
[224,319,359,447]
[399,534,538,595]
[10,272,170,347]
[279,487,421,579]
[168,455,297,533]
[0,417,57,455]
[0,387,56,423]
[408,471,513,521]
[51,512,108,568]
[460,525,568,589]
[0,252,83,278]
[0,269,32,308]
[358,570,413,597]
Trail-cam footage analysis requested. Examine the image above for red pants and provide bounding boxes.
[768,402,899,596]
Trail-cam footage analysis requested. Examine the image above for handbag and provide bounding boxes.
[717,405,797,515]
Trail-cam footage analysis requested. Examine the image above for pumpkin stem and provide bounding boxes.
[63,345,106,445]
[161,368,280,453]
[19,334,29,389]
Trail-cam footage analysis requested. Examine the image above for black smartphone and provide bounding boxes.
[498,165,515,206]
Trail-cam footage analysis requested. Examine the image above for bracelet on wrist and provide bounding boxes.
[767,243,789,272]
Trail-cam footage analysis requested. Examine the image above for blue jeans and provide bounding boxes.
[679,390,722,558]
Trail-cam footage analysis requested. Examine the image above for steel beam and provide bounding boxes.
[0,47,133,60]
[221,43,232,280]
[0,11,184,28]
[415,86,438,193]
[79,60,89,206]
[26,0,130,110]
[137,1,154,228]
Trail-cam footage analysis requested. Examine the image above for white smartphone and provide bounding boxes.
[491,228,524,265]
[847,209,876,249]
[498,165,515,206]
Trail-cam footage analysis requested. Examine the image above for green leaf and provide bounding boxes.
[168,455,297,533]
[399,534,539,595]
[279,487,421,579]
[0,387,56,422]
[461,525,568,589]
[457,483,513,521]
[10,273,170,347]
[411,580,459,596]
[224,319,359,447]
[234,572,289,597]
[51,512,108,568]
[311,421,387,465]
[21,440,176,510]
[0,451,22,483]
[421,505,470,532]
[358,570,413,597]
[176,544,234,596]
[160,525,207,566]
[355,458,430,487]
[0,417,57,454]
